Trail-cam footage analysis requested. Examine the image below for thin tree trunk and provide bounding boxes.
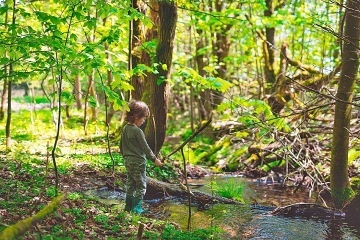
[330,0,359,208]
[83,70,98,133]
[74,74,82,110]
[6,65,12,148]
[103,18,115,124]
[0,78,7,121]
[0,4,9,121]
[6,0,16,148]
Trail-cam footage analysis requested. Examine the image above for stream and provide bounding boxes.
[85,176,360,239]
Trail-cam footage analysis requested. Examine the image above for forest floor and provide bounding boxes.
[2,153,359,239]
[0,154,226,239]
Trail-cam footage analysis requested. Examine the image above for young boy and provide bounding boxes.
[120,100,162,214]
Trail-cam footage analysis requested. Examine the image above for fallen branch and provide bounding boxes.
[145,177,241,205]
[0,193,67,240]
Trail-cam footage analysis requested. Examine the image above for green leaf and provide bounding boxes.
[112,99,129,111]
[0,57,10,65]
[157,76,166,85]
[0,6,9,15]
[348,149,360,164]
[49,16,62,25]
[161,64,168,71]
[87,96,98,108]
[35,11,50,22]
[61,91,75,105]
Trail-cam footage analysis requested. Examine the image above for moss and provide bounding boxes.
[0,194,67,240]
[332,187,355,208]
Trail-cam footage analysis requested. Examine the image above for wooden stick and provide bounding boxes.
[136,222,145,240]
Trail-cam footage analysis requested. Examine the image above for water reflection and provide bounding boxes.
[166,202,359,239]
[168,176,360,239]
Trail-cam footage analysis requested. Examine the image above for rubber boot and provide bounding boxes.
[124,196,133,212]
[132,197,147,214]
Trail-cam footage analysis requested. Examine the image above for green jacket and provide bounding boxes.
[120,124,156,162]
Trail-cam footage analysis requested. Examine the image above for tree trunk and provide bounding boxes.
[74,74,82,110]
[263,0,277,93]
[130,0,146,100]
[6,66,12,148]
[210,0,236,106]
[330,0,359,208]
[268,43,341,114]
[195,29,212,121]
[84,70,98,123]
[104,29,115,124]
[144,0,177,154]
[0,78,7,121]
[6,0,16,149]
[0,5,9,121]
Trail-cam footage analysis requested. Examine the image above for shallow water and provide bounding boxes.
[85,177,360,239]
[164,202,359,239]
[165,176,360,239]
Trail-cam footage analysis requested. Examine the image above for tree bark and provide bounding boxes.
[144,0,177,153]
[195,29,212,121]
[210,0,239,106]
[130,0,146,100]
[6,0,16,148]
[0,4,9,121]
[74,74,82,110]
[330,0,359,208]
[263,0,276,92]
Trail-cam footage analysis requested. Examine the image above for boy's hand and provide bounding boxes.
[154,158,163,167]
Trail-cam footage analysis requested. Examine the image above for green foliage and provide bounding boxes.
[67,192,82,200]
[145,224,222,240]
[217,97,291,133]
[211,178,245,203]
[225,146,248,171]
[63,207,86,223]
[332,187,355,208]
[350,178,360,191]
[146,161,178,182]
[260,160,284,172]
[94,214,110,227]
[348,148,360,164]
[13,95,50,104]
[175,67,232,93]
[46,186,57,198]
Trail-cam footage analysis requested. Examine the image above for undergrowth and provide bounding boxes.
[0,108,222,239]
